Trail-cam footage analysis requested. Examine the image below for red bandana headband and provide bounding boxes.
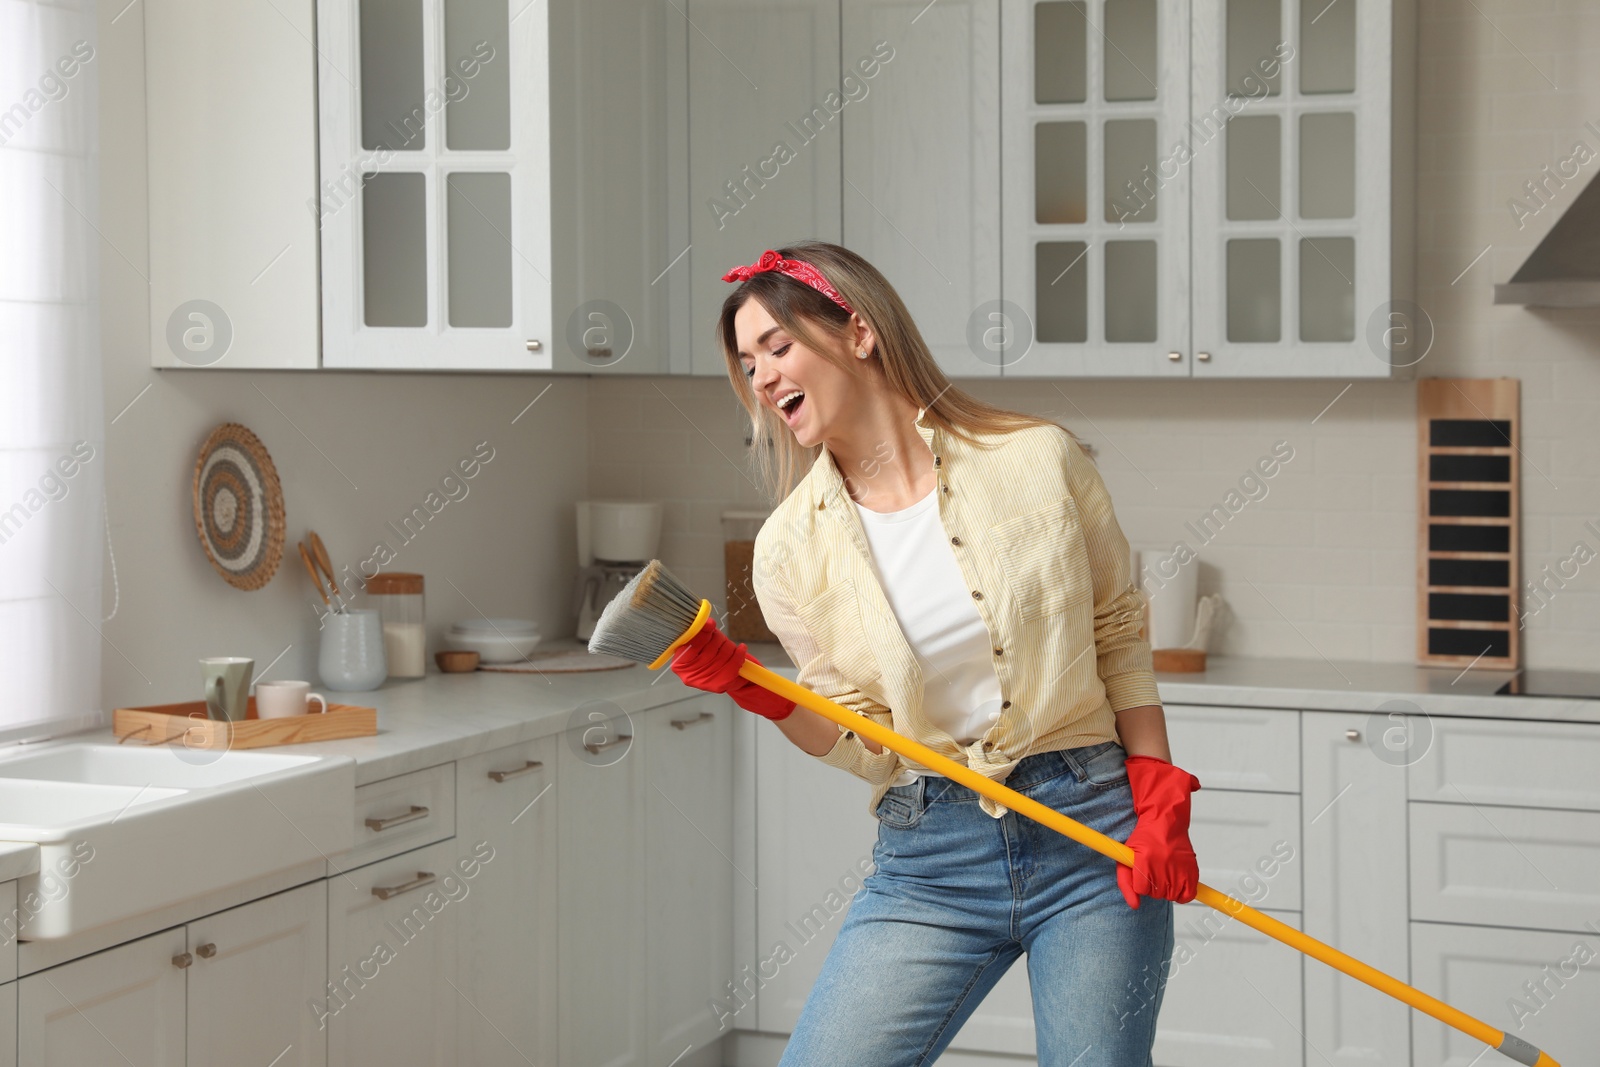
[721,250,855,316]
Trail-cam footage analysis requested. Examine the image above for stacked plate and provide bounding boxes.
[443,618,542,663]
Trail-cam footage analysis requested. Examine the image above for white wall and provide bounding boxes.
[590,2,1600,670]
[95,5,587,706]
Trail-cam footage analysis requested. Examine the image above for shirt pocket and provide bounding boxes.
[986,496,1093,623]
[792,578,884,699]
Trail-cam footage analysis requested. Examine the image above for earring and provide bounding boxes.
[857,348,870,359]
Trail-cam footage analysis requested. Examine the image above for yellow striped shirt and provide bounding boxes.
[751,408,1160,818]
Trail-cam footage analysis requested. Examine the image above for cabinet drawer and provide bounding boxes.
[1191,790,1301,912]
[1409,802,1600,933]
[1411,922,1598,1067]
[1408,717,1600,812]
[0,882,15,984]
[333,763,456,873]
[1164,705,1299,793]
[1154,905,1304,1067]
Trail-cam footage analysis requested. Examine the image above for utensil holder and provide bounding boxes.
[319,608,388,691]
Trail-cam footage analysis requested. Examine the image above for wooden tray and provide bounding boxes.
[113,697,377,750]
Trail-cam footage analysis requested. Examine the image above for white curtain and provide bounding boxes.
[0,0,105,741]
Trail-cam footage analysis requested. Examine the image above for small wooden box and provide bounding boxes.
[113,697,377,750]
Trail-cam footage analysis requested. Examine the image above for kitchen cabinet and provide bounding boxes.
[559,694,736,1066]
[1302,710,1410,1064]
[1001,0,1415,378]
[0,983,12,1067]
[326,840,460,1066]
[187,881,329,1066]
[317,0,679,373]
[19,884,326,1067]
[454,737,559,1067]
[643,695,736,1061]
[20,928,187,1066]
[686,0,843,377]
[841,0,1001,378]
[144,0,321,369]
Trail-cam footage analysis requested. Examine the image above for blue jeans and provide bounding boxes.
[778,742,1175,1067]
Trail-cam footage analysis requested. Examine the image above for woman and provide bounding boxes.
[670,241,1202,1066]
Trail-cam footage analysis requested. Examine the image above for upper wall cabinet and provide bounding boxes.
[146,0,322,369]
[686,0,842,377]
[1000,0,1415,379]
[317,0,681,373]
[842,1,1001,378]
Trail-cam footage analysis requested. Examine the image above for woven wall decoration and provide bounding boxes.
[192,422,286,591]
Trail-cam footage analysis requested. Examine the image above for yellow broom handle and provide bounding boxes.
[739,657,1561,1067]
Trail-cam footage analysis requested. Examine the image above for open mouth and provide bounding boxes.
[776,390,805,423]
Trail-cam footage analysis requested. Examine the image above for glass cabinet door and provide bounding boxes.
[318,0,551,369]
[1002,0,1192,376]
[1190,0,1392,377]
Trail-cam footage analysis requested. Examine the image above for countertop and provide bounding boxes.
[65,639,1600,788]
[0,842,40,885]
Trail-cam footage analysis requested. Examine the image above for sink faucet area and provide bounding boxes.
[0,741,355,940]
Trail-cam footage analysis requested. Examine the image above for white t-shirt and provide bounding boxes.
[852,486,1005,787]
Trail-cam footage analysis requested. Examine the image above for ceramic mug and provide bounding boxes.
[255,680,328,719]
[201,657,254,722]
[318,608,388,691]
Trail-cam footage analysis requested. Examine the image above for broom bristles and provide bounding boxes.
[588,559,705,663]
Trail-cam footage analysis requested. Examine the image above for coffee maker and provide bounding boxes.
[574,500,663,641]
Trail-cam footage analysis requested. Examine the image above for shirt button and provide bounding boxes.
[993,647,1003,656]
[941,483,950,494]
[971,590,983,600]
[817,501,826,510]
[1001,700,1012,709]
[950,536,962,546]
[933,455,941,467]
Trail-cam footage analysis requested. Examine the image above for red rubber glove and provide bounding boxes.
[1116,755,1201,909]
[669,617,795,721]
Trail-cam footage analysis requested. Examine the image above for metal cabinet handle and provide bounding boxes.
[365,805,430,832]
[1346,729,1361,742]
[488,760,543,783]
[1196,351,1212,362]
[172,952,193,969]
[670,711,715,731]
[583,734,632,755]
[372,871,437,900]
[196,942,217,959]
[525,339,542,351]
[1167,350,1182,362]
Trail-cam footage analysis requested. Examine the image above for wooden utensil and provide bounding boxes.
[298,542,330,606]
[306,531,341,607]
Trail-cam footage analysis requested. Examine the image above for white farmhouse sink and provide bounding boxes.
[0,742,356,940]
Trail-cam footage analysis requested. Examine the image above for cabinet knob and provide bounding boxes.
[1346,728,1361,742]
[525,339,543,352]
[1167,351,1182,362]
[196,942,217,959]
[172,952,193,969]
[1196,351,1212,362]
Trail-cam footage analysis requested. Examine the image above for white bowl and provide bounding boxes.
[448,617,539,635]
[443,628,542,663]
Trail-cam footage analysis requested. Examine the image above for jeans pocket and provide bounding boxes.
[874,783,923,829]
[1078,741,1129,790]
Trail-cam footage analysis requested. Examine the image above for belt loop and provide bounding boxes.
[914,773,928,811]
[1059,747,1087,783]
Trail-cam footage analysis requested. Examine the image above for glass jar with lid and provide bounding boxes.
[366,572,426,678]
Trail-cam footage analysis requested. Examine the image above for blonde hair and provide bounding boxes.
[717,240,1077,503]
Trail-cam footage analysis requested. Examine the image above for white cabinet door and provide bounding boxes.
[1189,0,1403,378]
[751,719,880,1034]
[189,881,328,1067]
[841,0,1000,377]
[317,0,553,370]
[1302,711,1409,1064]
[1001,0,1193,377]
[558,708,646,1067]
[0,982,13,1067]
[687,0,842,376]
[326,841,459,1066]
[643,696,736,1061]
[145,0,320,369]
[19,928,187,1067]
[1153,904,1304,1067]
[1411,922,1595,1067]
[454,737,559,1067]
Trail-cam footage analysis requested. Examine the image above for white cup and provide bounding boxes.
[255,680,328,720]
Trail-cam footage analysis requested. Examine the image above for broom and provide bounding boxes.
[590,561,1561,1067]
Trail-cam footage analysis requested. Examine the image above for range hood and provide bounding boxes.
[1494,169,1600,307]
